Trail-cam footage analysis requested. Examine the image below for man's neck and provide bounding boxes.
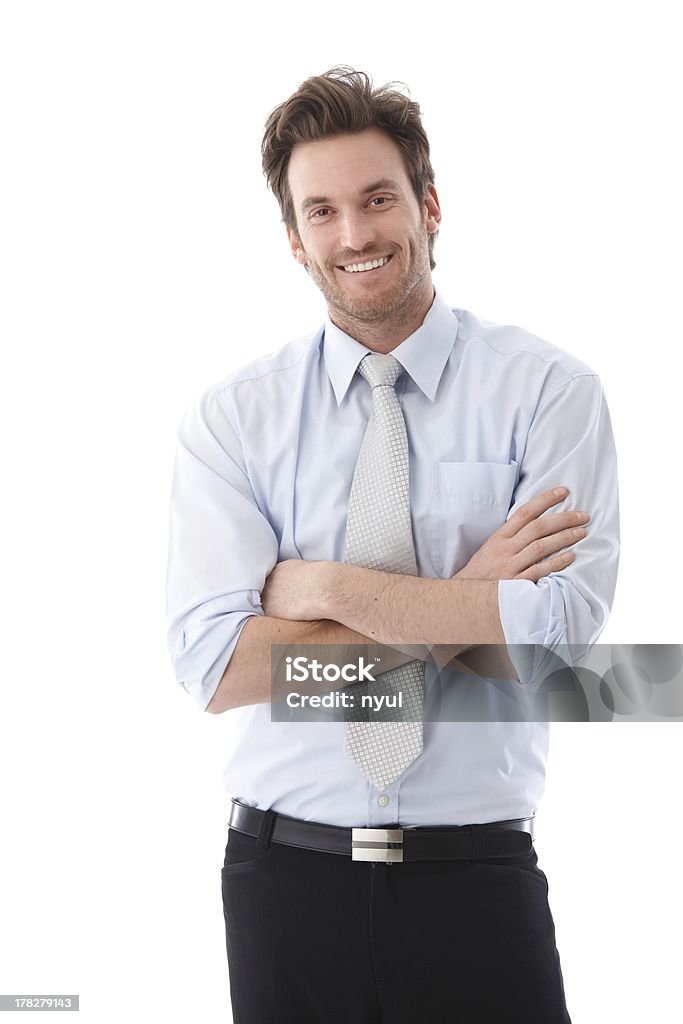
[328,280,436,353]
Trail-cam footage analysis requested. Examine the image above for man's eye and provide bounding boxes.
[312,208,330,218]
[371,197,389,206]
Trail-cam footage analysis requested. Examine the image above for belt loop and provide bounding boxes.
[470,825,482,861]
[258,809,276,849]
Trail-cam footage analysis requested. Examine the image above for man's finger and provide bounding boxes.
[497,486,570,539]
[515,551,574,581]
[512,509,590,551]
[513,527,587,572]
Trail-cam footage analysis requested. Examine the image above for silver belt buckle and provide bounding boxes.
[352,827,404,863]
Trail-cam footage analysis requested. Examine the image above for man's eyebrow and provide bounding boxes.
[300,178,404,214]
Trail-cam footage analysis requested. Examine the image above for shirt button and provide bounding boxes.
[378,795,390,807]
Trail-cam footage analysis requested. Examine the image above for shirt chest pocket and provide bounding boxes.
[429,461,518,578]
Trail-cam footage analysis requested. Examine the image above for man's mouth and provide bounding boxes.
[336,254,394,275]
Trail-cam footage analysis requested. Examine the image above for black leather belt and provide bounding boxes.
[228,799,535,864]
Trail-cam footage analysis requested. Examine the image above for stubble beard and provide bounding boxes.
[299,219,431,326]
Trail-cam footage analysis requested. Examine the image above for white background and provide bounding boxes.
[1,2,681,1021]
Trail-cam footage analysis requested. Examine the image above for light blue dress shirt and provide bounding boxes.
[165,286,619,828]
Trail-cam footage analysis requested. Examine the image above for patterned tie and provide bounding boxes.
[343,352,424,790]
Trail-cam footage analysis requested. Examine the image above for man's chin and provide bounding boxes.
[327,278,403,320]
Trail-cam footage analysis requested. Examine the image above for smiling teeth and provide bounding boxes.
[342,256,391,273]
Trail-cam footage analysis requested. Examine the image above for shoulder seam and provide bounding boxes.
[535,372,600,419]
[215,334,318,394]
[466,330,594,377]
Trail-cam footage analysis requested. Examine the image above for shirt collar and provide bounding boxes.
[322,284,459,405]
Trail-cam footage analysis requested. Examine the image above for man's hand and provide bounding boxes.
[260,558,331,620]
[454,486,589,582]
[439,486,588,678]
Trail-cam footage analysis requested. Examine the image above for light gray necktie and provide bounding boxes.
[343,352,424,790]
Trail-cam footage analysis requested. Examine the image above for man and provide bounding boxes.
[166,66,619,1023]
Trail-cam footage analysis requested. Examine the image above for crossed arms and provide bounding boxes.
[206,487,589,713]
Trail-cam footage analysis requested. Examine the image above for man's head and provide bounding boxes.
[261,66,441,326]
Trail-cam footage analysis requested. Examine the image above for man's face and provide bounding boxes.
[286,127,440,323]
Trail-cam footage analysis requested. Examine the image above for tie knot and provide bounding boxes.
[357,352,405,390]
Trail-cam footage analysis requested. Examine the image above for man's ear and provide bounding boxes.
[286,224,308,266]
[423,183,442,234]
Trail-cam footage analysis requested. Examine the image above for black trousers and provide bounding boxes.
[221,825,573,1023]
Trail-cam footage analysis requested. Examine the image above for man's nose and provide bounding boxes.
[337,210,379,256]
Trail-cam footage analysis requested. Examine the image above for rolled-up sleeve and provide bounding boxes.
[497,373,620,681]
[165,386,279,710]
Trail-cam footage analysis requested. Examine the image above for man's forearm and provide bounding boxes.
[321,566,518,684]
[319,564,506,646]
[206,611,483,714]
[207,616,439,714]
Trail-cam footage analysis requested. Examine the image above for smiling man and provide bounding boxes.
[165,66,619,1023]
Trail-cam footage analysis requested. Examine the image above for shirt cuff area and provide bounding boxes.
[168,590,264,710]
[497,577,569,686]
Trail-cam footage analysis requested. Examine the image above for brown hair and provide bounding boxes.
[261,66,438,270]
